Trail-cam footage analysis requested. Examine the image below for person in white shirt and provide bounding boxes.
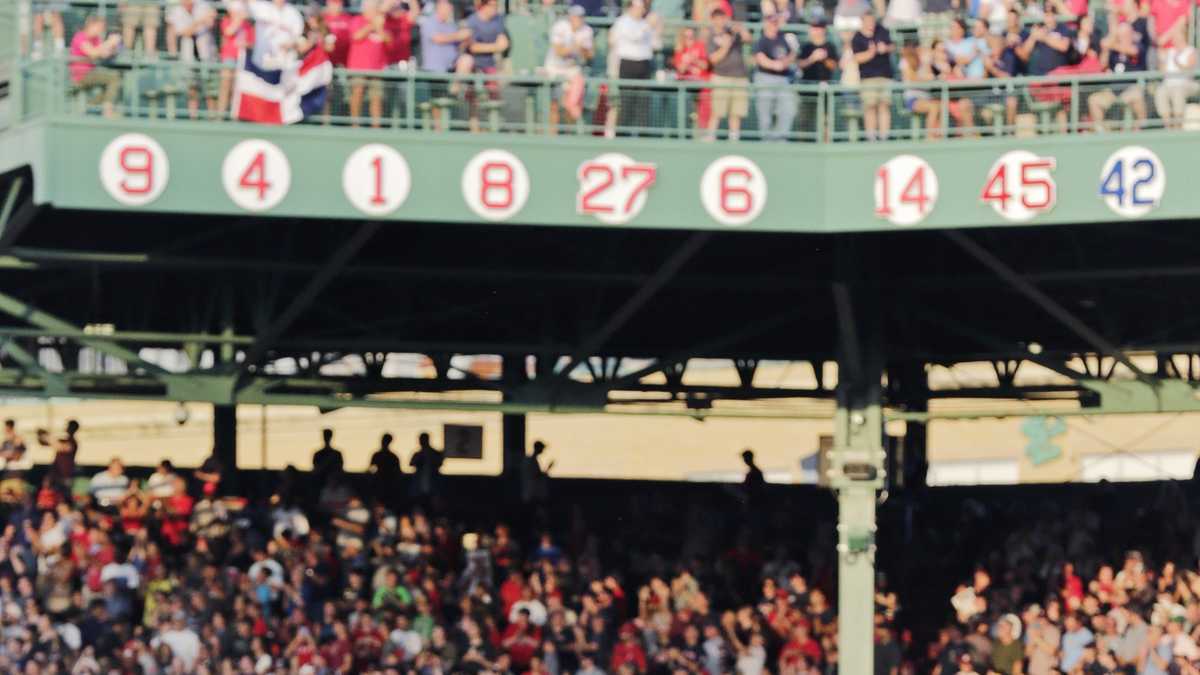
[1154,21,1198,129]
[544,5,594,130]
[248,0,305,68]
[153,616,202,670]
[145,460,178,500]
[609,0,660,133]
[89,458,130,508]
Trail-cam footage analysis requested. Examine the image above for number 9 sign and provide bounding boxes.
[700,156,767,227]
[874,155,938,226]
[1099,146,1165,218]
[461,149,530,222]
[99,133,170,207]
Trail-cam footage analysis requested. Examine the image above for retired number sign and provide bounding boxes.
[700,156,767,227]
[342,144,412,217]
[1099,146,1165,218]
[874,155,939,226]
[222,139,292,212]
[99,133,170,207]
[461,149,531,221]
[576,153,657,225]
[980,150,1056,222]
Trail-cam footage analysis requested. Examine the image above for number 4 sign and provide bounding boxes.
[980,150,1056,222]
[874,155,938,226]
[222,139,291,212]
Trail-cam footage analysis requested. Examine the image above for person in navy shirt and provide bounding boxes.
[1016,2,1075,76]
[1087,19,1149,130]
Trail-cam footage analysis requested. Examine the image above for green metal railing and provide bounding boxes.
[17,56,1200,142]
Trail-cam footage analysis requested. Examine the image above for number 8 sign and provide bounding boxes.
[874,155,938,226]
[461,149,530,222]
[99,133,170,207]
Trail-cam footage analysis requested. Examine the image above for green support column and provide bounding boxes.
[830,241,886,675]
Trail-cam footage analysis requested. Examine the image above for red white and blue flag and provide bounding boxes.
[232,47,333,125]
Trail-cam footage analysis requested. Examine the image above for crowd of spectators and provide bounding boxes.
[5,415,1200,674]
[26,0,1200,134]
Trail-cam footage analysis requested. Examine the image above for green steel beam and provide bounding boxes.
[0,326,256,344]
[0,290,169,375]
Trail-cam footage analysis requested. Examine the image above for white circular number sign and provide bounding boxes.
[700,156,767,227]
[1099,146,1165,218]
[980,150,1057,222]
[343,144,412,216]
[222,139,291,212]
[461,149,530,221]
[874,155,938,226]
[576,153,657,225]
[99,133,170,207]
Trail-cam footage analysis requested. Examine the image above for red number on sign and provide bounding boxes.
[118,146,154,195]
[370,156,386,206]
[875,166,892,217]
[899,166,929,214]
[578,163,615,214]
[239,151,271,201]
[621,164,657,214]
[480,162,513,209]
[720,168,754,215]
[980,163,1011,209]
[1019,159,1055,209]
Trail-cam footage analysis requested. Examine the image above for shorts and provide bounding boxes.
[832,14,863,31]
[350,75,385,99]
[710,75,749,118]
[1090,85,1144,110]
[859,77,893,107]
[545,64,582,97]
[120,3,161,31]
[904,93,929,111]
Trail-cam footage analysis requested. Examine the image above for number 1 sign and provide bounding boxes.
[874,155,938,226]
[343,144,412,217]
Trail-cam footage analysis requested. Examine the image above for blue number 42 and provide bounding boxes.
[1100,158,1156,207]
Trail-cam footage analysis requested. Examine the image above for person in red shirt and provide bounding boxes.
[501,609,543,671]
[159,476,194,552]
[384,1,420,67]
[217,0,255,117]
[778,622,822,672]
[610,623,647,674]
[69,16,123,118]
[321,621,354,673]
[673,26,711,132]
[323,0,354,66]
[347,0,393,127]
[352,614,387,671]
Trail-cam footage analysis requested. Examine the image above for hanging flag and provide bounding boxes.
[232,46,332,125]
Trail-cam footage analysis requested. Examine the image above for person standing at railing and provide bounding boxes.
[31,0,67,59]
[1017,2,1074,129]
[217,2,255,119]
[247,0,305,70]
[419,0,471,130]
[983,33,1020,128]
[900,44,945,138]
[348,0,393,127]
[1154,21,1198,128]
[385,0,421,71]
[118,0,161,58]
[1088,20,1149,130]
[753,12,797,141]
[545,5,595,131]
[707,6,752,140]
[673,26,712,134]
[168,0,218,119]
[851,12,895,141]
[796,20,838,138]
[456,0,509,133]
[932,39,979,135]
[947,19,988,80]
[609,0,658,134]
[69,15,123,119]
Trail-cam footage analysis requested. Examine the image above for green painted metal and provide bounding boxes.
[7,114,1200,234]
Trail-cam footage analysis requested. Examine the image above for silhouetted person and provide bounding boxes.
[520,440,553,505]
[312,428,344,488]
[369,433,402,504]
[39,419,79,491]
[409,432,444,500]
[742,449,765,507]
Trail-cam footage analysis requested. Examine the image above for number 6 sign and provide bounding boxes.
[461,149,530,221]
[700,156,767,227]
[874,155,938,226]
[99,133,170,207]
[222,139,291,212]
[577,153,657,225]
